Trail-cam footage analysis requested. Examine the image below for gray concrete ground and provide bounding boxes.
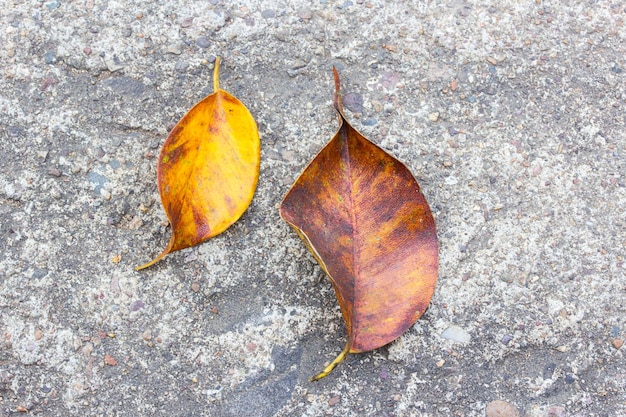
[1,1,625,416]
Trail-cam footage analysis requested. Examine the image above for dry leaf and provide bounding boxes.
[137,57,260,270]
[280,68,438,380]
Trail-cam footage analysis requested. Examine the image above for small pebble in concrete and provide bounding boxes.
[104,57,124,72]
[104,354,118,366]
[611,326,620,338]
[546,406,566,417]
[31,269,48,280]
[44,51,57,64]
[46,0,60,10]
[261,9,276,18]
[441,325,471,343]
[485,400,520,417]
[298,9,313,19]
[82,343,94,357]
[130,300,145,311]
[48,167,62,177]
[175,61,189,72]
[196,36,210,48]
[342,92,363,113]
[167,43,183,55]
[501,334,514,345]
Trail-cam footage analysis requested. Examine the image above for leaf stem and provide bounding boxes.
[135,237,174,271]
[135,255,163,271]
[309,342,350,382]
[213,56,221,92]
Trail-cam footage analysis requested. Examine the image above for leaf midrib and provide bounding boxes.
[340,120,360,349]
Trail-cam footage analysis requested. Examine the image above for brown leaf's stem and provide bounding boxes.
[332,66,344,115]
[213,56,221,92]
[309,342,350,382]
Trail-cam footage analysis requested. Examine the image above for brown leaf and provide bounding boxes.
[280,68,438,380]
[137,57,260,270]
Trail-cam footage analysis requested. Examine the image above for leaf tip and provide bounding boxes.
[332,66,343,114]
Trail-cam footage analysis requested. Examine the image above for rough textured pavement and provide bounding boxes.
[1,1,625,416]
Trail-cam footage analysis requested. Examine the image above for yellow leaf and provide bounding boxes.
[137,57,260,270]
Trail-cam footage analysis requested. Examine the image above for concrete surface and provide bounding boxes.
[0,1,624,416]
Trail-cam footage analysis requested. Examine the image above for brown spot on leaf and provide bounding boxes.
[192,206,210,242]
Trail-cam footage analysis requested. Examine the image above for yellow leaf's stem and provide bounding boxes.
[309,342,350,382]
[135,238,174,271]
[134,253,165,271]
[213,56,221,92]
[332,66,344,115]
